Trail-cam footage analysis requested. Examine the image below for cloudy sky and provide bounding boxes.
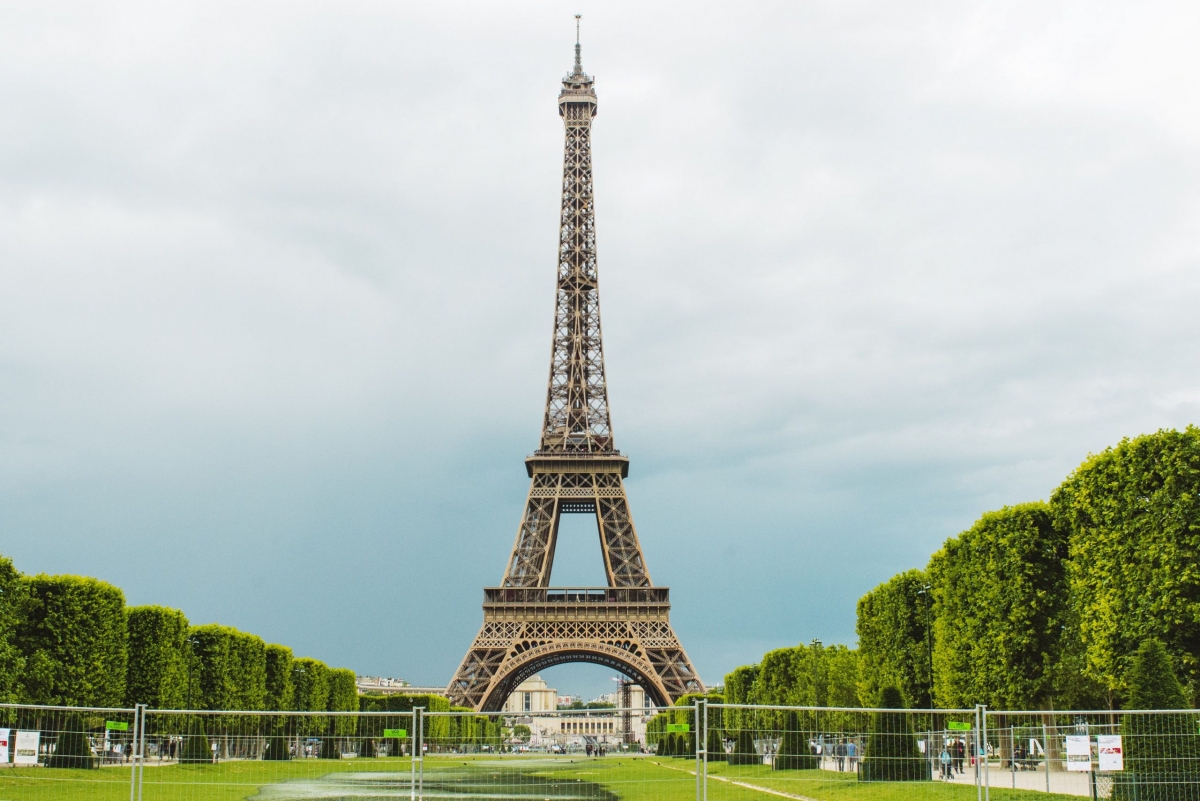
[3,1,1200,699]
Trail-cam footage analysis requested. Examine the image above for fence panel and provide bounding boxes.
[0,702,139,800]
[706,703,980,801]
[137,708,415,801]
[988,709,1200,800]
[419,706,694,801]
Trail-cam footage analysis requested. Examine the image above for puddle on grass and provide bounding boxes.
[251,765,619,801]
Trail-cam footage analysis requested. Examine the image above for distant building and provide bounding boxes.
[502,676,559,714]
[502,676,651,747]
[356,676,447,697]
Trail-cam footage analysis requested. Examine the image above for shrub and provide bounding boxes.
[706,726,726,762]
[45,713,97,769]
[179,717,212,764]
[1113,641,1200,801]
[262,733,291,761]
[728,729,758,766]
[774,712,817,770]
[859,687,929,782]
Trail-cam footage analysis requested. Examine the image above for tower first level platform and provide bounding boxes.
[448,585,699,710]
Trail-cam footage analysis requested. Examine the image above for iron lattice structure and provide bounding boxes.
[447,36,703,711]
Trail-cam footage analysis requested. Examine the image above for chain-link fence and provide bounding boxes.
[3,701,1199,800]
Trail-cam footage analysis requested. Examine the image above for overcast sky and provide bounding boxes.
[3,1,1200,700]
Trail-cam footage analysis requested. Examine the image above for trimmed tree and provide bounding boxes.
[45,713,97,769]
[179,717,212,764]
[1113,640,1200,800]
[0,554,26,703]
[1052,427,1200,705]
[291,658,330,736]
[859,687,928,782]
[17,574,127,707]
[264,645,294,711]
[126,606,189,708]
[929,503,1068,710]
[857,569,934,709]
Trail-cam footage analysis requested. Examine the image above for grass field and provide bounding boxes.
[0,753,1085,801]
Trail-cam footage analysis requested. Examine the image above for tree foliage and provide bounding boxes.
[0,554,26,703]
[859,687,928,782]
[17,574,127,707]
[126,605,189,708]
[929,502,1068,709]
[188,624,267,711]
[326,667,359,736]
[856,569,932,709]
[45,713,97,769]
[1053,427,1200,705]
[1114,640,1200,800]
[264,644,294,711]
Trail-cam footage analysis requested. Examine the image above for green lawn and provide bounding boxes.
[0,754,1084,801]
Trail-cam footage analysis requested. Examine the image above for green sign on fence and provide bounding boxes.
[105,721,129,731]
[383,729,407,739]
[947,722,972,731]
[666,724,690,733]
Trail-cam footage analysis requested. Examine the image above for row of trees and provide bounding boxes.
[857,427,1200,710]
[722,427,1200,712]
[724,639,864,716]
[0,555,358,713]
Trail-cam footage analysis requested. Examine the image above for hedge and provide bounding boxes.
[0,555,25,703]
[126,605,189,708]
[188,624,267,711]
[265,644,294,711]
[17,574,127,707]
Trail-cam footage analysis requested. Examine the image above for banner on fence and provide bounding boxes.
[1066,735,1091,772]
[14,730,39,766]
[1097,735,1123,771]
[666,724,690,733]
[0,728,7,761]
[383,729,407,738]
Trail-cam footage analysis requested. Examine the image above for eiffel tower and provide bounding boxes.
[446,22,704,711]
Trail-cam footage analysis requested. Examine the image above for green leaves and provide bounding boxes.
[17,573,127,707]
[126,605,189,708]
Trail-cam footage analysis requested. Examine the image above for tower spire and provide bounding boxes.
[574,14,582,74]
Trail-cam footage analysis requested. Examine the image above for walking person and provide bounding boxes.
[940,746,952,780]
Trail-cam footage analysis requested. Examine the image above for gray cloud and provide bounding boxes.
[2,1,1199,697]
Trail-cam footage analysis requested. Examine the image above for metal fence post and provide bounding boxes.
[129,703,141,801]
[411,708,423,801]
[136,703,147,801]
[982,705,990,801]
[695,698,706,801]
[974,704,982,801]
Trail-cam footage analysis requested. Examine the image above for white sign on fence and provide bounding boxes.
[14,730,40,766]
[1097,735,1123,771]
[1065,735,1092,772]
[0,728,8,762]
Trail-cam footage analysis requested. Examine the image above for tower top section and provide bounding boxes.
[559,15,597,119]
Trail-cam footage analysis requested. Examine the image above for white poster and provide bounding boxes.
[1097,735,1123,772]
[14,730,40,766]
[1065,735,1091,772]
[0,728,9,762]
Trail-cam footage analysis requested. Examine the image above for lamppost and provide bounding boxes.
[184,635,200,710]
[914,585,933,710]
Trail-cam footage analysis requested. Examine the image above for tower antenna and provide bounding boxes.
[574,14,582,73]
